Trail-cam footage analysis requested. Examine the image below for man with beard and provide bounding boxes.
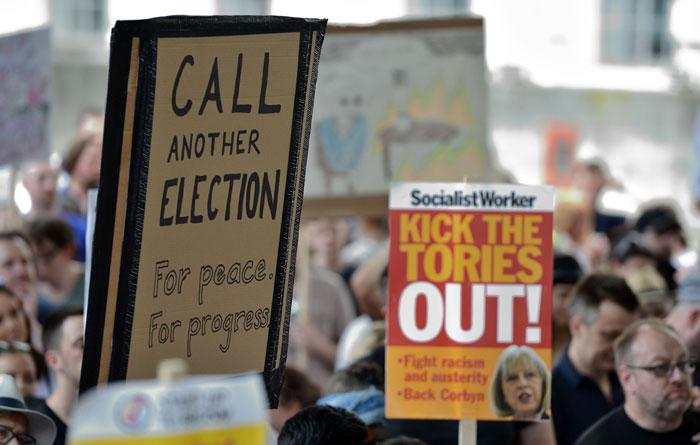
[551,274,639,445]
[576,319,700,444]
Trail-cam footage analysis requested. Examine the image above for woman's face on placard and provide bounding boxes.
[502,360,543,419]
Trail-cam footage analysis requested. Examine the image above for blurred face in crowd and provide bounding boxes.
[21,161,58,213]
[0,239,36,299]
[502,360,543,419]
[54,316,84,385]
[572,301,637,373]
[614,255,656,279]
[0,351,37,397]
[31,238,71,283]
[73,135,102,189]
[0,411,29,445]
[552,283,576,328]
[620,328,692,424]
[0,293,28,344]
[575,166,605,205]
[641,227,679,261]
[307,218,338,258]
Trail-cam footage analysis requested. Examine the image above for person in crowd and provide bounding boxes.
[572,159,626,242]
[0,233,38,315]
[576,319,700,444]
[349,240,388,322]
[608,232,657,278]
[489,345,551,420]
[552,274,640,445]
[625,265,673,318]
[288,230,356,385]
[666,272,700,387]
[31,306,83,445]
[319,362,386,442]
[20,159,59,222]
[0,287,51,399]
[553,160,624,272]
[335,243,388,371]
[0,286,30,345]
[324,362,384,395]
[306,218,344,274]
[340,217,388,277]
[0,233,44,351]
[552,253,584,363]
[633,204,683,290]
[277,405,367,445]
[60,134,101,218]
[268,367,321,434]
[0,374,56,445]
[25,218,85,322]
[59,132,102,262]
[0,341,37,397]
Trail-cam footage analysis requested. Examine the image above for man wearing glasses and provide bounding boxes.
[576,318,700,444]
[0,373,55,444]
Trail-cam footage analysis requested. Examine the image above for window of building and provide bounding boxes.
[52,0,106,39]
[217,0,269,15]
[601,0,673,64]
[408,0,469,17]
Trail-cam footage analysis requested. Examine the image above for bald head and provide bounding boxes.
[615,318,684,369]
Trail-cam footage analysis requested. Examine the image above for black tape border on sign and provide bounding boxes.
[98,16,327,403]
[79,25,135,395]
[108,31,156,382]
[265,28,326,409]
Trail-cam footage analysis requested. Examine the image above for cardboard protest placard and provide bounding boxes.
[0,27,51,166]
[80,16,327,407]
[69,374,268,444]
[386,182,553,420]
[302,17,491,218]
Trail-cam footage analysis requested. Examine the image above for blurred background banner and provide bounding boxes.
[303,17,492,217]
[0,27,51,166]
[69,374,268,445]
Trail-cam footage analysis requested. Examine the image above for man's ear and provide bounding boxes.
[44,350,61,372]
[617,365,636,393]
[569,315,584,338]
[687,308,700,333]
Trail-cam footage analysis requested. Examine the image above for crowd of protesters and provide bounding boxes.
[274,159,700,444]
[3,109,700,445]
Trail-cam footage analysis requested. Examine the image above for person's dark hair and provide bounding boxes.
[634,205,681,235]
[324,362,384,396]
[42,305,83,352]
[63,134,98,174]
[25,218,75,250]
[378,436,429,445]
[278,405,367,445]
[610,232,655,264]
[553,253,583,285]
[280,366,320,409]
[569,274,639,324]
